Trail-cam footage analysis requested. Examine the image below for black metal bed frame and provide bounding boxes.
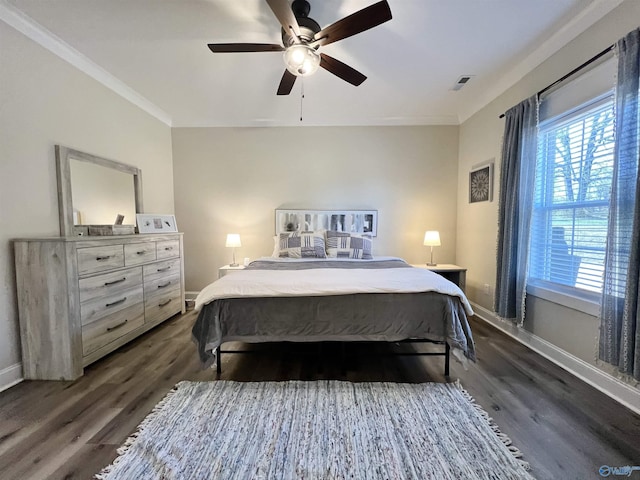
[215,339,450,376]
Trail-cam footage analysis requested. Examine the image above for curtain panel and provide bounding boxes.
[494,95,538,324]
[599,28,640,380]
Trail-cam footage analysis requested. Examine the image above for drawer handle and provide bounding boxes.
[158,281,171,289]
[137,250,147,255]
[105,297,127,307]
[96,255,111,261]
[104,277,126,286]
[157,266,171,272]
[159,298,172,307]
[164,246,173,251]
[106,319,128,332]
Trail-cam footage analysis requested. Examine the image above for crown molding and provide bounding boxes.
[0,0,172,126]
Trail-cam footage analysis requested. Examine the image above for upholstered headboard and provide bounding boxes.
[275,209,377,237]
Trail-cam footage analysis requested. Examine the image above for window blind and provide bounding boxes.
[529,97,615,297]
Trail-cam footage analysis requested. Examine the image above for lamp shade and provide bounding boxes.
[225,233,241,248]
[423,231,441,247]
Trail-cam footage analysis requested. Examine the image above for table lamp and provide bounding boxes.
[225,233,241,267]
[423,231,441,266]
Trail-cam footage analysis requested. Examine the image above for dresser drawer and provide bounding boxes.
[77,245,124,275]
[82,303,145,357]
[144,258,182,283]
[79,267,143,304]
[144,272,181,298]
[156,239,180,260]
[80,285,144,326]
[124,242,157,266]
[145,287,182,327]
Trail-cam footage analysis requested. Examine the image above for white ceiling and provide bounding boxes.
[1,0,623,127]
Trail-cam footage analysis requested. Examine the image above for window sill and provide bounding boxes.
[526,283,600,317]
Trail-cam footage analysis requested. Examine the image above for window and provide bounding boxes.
[528,95,615,301]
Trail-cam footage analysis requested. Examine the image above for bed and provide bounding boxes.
[192,254,475,375]
[192,210,475,374]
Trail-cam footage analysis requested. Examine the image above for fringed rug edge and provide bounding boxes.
[94,381,185,479]
[451,379,532,472]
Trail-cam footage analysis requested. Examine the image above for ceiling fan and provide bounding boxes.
[207,0,392,95]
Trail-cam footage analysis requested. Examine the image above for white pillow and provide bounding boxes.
[271,235,279,257]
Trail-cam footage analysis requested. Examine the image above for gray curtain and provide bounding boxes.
[494,95,538,323]
[599,28,640,380]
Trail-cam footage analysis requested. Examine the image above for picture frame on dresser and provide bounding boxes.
[136,214,178,234]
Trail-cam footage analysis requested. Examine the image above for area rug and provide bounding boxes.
[96,381,535,479]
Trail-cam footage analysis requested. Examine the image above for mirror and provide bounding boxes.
[69,159,136,225]
[55,145,143,236]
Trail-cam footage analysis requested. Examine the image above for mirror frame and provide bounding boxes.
[55,145,143,236]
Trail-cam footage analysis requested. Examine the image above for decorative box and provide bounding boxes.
[87,224,136,236]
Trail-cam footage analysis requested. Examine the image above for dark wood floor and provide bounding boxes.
[0,311,638,480]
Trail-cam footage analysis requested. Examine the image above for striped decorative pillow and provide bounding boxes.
[278,231,327,258]
[325,231,373,259]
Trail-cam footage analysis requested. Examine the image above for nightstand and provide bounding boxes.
[412,264,467,292]
[218,264,246,278]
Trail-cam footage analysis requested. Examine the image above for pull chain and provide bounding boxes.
[300,76,304,122]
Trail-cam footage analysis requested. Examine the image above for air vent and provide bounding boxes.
[450,75,474,91]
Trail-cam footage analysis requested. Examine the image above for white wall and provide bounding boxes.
[172,126,459,292]
[457,0,640,374]
[0,21,175,388]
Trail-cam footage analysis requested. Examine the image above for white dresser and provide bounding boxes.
[14,233,185,380]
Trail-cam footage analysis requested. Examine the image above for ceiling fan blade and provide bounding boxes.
[320,53,366,86]
[312,0,392,48]
[266,0,301,40]
[208,43,284,53]
[277,70,297,95]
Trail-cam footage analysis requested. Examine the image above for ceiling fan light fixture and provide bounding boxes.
[207,0,393,95]
[284,44,320,76]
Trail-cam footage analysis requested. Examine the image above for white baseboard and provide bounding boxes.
[0,363,23,393]
[470,302,640,416]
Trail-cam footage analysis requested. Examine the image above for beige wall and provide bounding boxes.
[172,126,460,292]
[456,0,640,369]
[0,22,174,384]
